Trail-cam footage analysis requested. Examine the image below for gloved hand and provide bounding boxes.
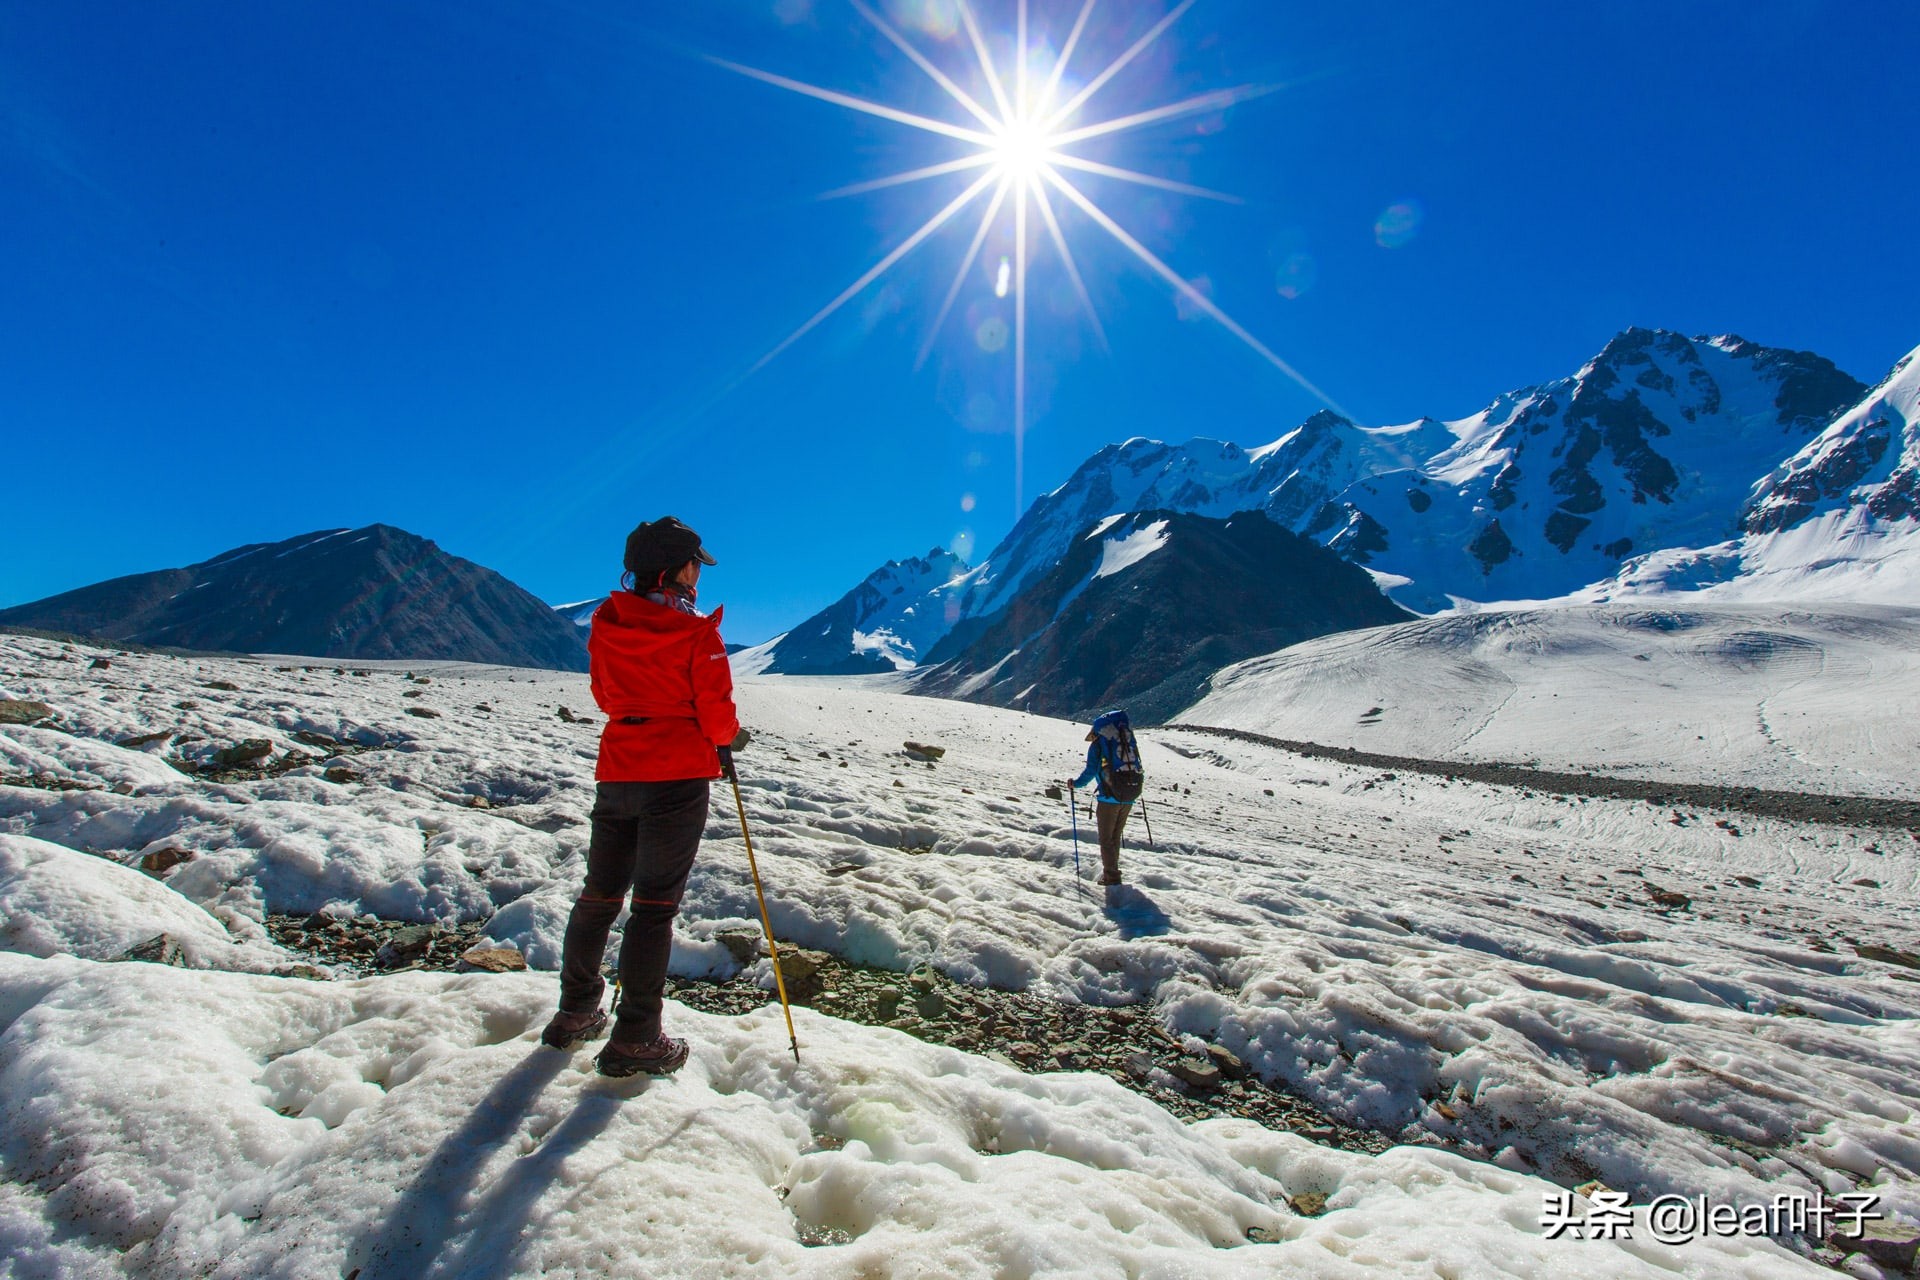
[717,746,736,781]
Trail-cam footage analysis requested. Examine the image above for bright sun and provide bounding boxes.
[992,118,1058,182]
[712,0,1343,507]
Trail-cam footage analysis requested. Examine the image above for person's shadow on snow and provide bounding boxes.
[349,1046,658,1280]
[1101,884,1171,939]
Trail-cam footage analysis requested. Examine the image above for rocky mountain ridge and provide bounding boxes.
[0,525,589,671]
[914,510,1414,722]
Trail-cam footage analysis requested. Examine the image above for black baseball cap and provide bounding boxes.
[623,516,716,578]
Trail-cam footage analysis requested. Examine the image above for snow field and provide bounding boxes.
[4,631,1918,1274]
[0,955,1834,1279]
[1184,604,1920,800]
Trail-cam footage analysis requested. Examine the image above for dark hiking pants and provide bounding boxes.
[558,779,710,1042]
[1096,800,1131,880]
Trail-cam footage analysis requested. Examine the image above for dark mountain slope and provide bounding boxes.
[0,525,588,671]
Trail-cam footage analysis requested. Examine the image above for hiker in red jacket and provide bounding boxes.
[542,515,745,1077]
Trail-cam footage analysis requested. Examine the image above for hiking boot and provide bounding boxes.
[540,1007,608,1050]
[596,1033,690,1078]
[1097,872,1123,886]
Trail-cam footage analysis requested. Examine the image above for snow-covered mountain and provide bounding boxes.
[916,511,1412,722]
[1579,342,1920,604]
[772,328,1867,679]
[552,598,600,630]
[743,547,970,676]
[1325,329,1864,610]
[0,525,590,672]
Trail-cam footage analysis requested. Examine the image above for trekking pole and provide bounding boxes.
[1138,798,1156,850]
[1066,784,1081,880]
[728,773,800,1063]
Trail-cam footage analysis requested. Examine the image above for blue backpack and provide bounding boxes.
[1091,709,1145,802]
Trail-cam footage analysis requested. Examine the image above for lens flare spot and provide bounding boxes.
[975,316,1009,352]
[994,257,1011,298]
[1173,274,1214,322]
[1275,251,1317,299]
[965,395,996,429]
[951,528,975,558]
[1375,200,1424,248]
[882,0,959,40]
[960,492,977,512]
[772,0,813,24]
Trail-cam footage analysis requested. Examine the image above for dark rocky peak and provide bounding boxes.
[0,524,589,670]
[917,509,1411,721]
[1699,333,1866,428]
[1296,409,1355,435]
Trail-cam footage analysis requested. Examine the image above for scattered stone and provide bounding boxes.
[1574,1180,1613,1199]
[915,988,946,1019]
[323,766,360,784]
[274,964,332,981]
[375,925,440,968]
[213,739,275,768]
[1246,1226,1283,1244]
[1205,1044,1247,1079]
[405,707,441,719]
[776,948,831,1003]
[118,934,185,966]
[474,703,494,713]
[715,928,764,967]
[139,847,196,877]
[1044,784,1063,800]
[1852,878,1880,888]
[90,658,111,670]
[1168,1056,1222,1090]
[907,968,937,993]
[116,730,172,749]
[557,705,584,723]
[1830,1218,1920,1272]
[1287,1192,1328,1217]
[464,795,491,810]
[1053,1040,1092,1068]
[0,700,54,725]
[875,986,903,1019]
[458,944,527,973]
[902,741,946,761]
[1644,883,1691,911]
[203,680,240,692]
[1856,944,1920,970]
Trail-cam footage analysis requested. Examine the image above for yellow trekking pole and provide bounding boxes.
[729,772,800,1062]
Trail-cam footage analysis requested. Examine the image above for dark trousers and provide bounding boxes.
[557,779,709,1041]
[1096,800,1131,879]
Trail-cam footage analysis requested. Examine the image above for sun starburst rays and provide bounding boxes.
[716,1,1338,508]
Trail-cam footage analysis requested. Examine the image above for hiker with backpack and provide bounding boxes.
[1068,709,1144,886]
[542,515,749,1077]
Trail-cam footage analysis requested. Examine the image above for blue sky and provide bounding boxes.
[4,1,1915,644]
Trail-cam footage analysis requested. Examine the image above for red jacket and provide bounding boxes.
[588,591,740,782]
